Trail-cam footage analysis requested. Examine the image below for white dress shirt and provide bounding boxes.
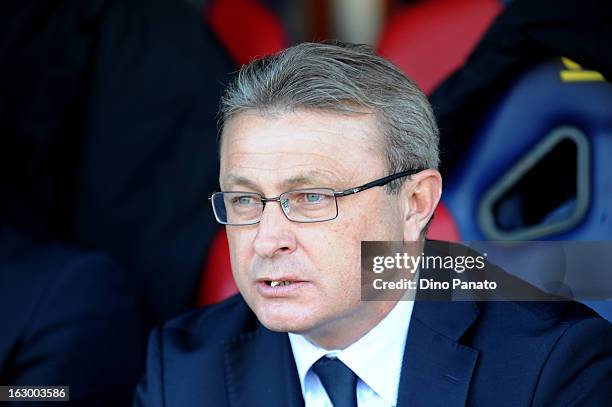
[288,299,414,407]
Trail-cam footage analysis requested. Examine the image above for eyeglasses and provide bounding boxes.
[210,168,424,226]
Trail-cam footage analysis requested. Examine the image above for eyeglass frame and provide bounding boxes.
[209,168,425,226]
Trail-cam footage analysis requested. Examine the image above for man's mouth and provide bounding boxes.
[267,280,295,287]
[256,278,308,297]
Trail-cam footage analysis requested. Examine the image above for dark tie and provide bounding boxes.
[311,356,358,407]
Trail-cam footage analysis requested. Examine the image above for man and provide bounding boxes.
[134,42,612,406]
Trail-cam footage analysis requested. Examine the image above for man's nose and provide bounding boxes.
[252,201,297,258]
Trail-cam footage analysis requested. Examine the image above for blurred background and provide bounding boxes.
[1,0,611,403]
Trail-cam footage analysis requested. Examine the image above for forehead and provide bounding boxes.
[219,109,385,190]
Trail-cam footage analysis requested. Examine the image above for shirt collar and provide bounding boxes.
[289,299,414,406]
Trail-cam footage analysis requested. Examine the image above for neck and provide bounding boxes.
[303,300,398,350]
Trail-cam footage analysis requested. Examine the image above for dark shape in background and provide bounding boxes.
[430,0,612,176]
[0,0,234,325]
[72,0,234,324]
[0,0,103,241]
[0,227,145,406]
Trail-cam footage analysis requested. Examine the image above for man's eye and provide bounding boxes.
[305,193,323,203]
[233,196,256,205]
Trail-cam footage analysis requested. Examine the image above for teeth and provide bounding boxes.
[270,280,293,287]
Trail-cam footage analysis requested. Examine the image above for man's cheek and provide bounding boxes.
[230,253,252,295]
[324,218,363,244]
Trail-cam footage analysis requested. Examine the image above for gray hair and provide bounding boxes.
[219,41,439,193]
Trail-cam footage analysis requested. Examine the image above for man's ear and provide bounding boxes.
[400,169,442,242]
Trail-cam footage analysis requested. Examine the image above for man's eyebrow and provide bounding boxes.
[281,170,340,188]
[223,170,342,191]
[222,174,260,191]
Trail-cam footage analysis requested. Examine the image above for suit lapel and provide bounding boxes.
[223,323,304,407]
[222,302,479,407]
[397,301,480,407]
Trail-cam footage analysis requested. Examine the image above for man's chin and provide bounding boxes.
[255,307,316,334]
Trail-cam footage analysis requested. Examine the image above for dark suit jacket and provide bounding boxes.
[0,229,146,406]
[134,293,612,406]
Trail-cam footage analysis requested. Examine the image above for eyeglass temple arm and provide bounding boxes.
[335,169,423,197]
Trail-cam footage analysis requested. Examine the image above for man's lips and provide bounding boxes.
[255,276,306,285]
[255,277,310,297]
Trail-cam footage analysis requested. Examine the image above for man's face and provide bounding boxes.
[219,109,407,344]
